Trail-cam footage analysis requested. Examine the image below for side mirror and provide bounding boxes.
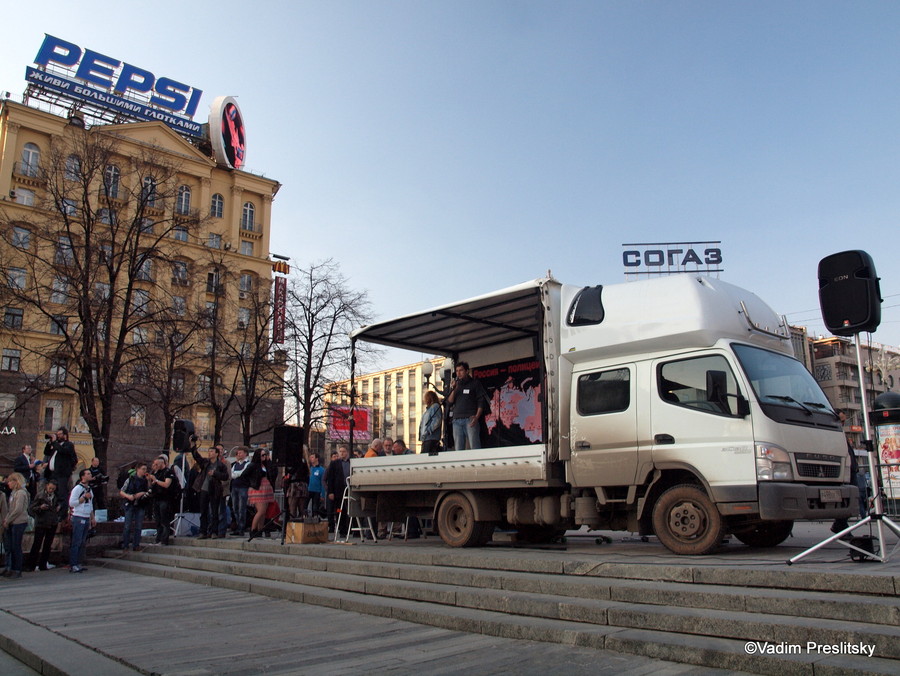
[736,396,751,418]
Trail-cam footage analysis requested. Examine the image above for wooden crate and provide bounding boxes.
[285,521,328,544]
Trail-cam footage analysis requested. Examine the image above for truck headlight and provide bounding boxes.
[756,443,793,481]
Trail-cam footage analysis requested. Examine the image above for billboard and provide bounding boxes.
[328,406,371,442]
[26,35,204,138]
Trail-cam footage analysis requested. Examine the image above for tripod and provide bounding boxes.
[789,332,900,564]
[170,453,192,537]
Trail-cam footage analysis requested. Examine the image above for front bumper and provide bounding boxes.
[758,482,857,521]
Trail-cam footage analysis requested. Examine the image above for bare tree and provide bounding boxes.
[283,259,376,448]
[0,127,201,466]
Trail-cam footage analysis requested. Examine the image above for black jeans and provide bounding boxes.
[153,498,172,544]
[27,525,57,569]
[199,491,222,536]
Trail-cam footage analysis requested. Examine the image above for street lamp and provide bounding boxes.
[421,359,434,388]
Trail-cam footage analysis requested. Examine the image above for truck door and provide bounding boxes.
[651,353,755,493]
[569,364,639,487]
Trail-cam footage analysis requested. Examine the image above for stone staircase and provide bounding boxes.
[95,538,900,675]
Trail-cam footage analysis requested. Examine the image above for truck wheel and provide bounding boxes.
[437,493,484,547]
[734,520,794,548]
[651,484,724,555]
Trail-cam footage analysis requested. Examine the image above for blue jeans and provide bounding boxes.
[4,522,26,572]
[231,486,248,533]
[69,516,91,567]
[453,416,481,450]
[121,503,145,549]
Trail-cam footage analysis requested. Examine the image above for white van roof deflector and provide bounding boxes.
[350,278,552,355]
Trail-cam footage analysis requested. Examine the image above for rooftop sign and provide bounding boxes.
[26,34,204,138]
[622,241,724,277]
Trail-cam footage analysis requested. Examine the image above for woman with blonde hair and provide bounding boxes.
[2,472,30,578]
[419,390,443,455]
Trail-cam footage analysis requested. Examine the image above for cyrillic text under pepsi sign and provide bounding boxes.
[26,67,203,137]
[30,35,203,133]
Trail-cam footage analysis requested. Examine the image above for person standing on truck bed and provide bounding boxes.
[447,362,489,450]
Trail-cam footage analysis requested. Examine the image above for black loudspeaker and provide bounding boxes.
[173,419,195,452]
[272,425,303,465]
[818,250,882,337]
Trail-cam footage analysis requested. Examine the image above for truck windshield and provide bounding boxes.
[731,344,840,429]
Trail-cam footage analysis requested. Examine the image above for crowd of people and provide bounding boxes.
[1,408,475,578]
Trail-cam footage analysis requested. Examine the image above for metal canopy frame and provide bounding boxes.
[350,279,547,357]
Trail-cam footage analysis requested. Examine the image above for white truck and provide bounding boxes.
[348,274,856,555]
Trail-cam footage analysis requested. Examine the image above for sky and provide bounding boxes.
[3,1,900,367]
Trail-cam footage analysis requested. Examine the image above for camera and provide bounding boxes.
[44,433,53,441]
[190,433,198,442]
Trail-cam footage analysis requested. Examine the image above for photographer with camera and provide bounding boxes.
[68,469,95,573]
[87,457,109,511]
[43,427,77,501]
[119,463,150,551]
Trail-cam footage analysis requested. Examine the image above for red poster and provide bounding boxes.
[273,276,286,344]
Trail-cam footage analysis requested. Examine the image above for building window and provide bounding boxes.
[172,261,188,285]
[136,257,153,282]
[176,185,192,215]
[7,267,26,290]
[202,300,217,326]
[139,218,155,234]
[43,399,63,431]
[132,289,150,316]
[52,278,69,304]
[0,394,16,419]
[197,374,211,400]
[64,154,82,181]
[12,227,30,249]
[98,208,115,225]
[207,233,222,249]
[173,225,188,242]
[206,269,221,294]
[2,349,21,372]
[239,273,254,293]
[172,295,186,316]
[61,199,77,216]
[56,236,74,265]
[238,307,250,329]
[3,307,23,329]
[129,405,146,427]
[241,202,255,231]
[103,164,120,199]
[141,176,158,207]
[49,360,67,386]
[14,189,35,206]
[49,315,68,336]
[239,240,254,256]
[132,327,149,344]
[92,282,110,302]
[20,143,40,177]
[210,193,224,219]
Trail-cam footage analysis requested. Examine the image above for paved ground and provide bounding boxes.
[0,567,748,676]
[0,518,894,675]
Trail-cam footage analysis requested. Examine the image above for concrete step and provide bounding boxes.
[95,555,900,676]
[112,542,900,627]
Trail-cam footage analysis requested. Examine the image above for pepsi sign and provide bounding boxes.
[27,35,203,137]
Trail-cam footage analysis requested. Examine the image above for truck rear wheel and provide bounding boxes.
[734,520,794,548]
[437,493,488,547]
[651,484,724,555]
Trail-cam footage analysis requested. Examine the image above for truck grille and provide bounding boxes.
[796,462,841,479]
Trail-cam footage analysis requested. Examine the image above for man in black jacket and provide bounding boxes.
[43,427,77,501]
[325,445,351,534]
[191,445,229,539]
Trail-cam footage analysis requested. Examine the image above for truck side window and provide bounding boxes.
[658,355,742,416]
[567,285,604,326]
[577,368,629,415]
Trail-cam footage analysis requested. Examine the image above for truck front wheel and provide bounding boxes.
[651,484,725,555]
[437,493,489,547]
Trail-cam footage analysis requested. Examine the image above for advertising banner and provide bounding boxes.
[328,406,371,442]
[273,276,286,344]
[473,357,543,446]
